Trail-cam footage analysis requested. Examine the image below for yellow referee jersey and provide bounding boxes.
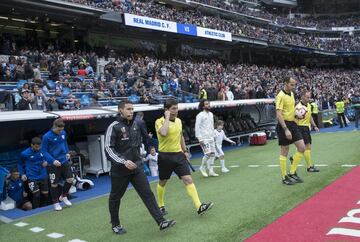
[276,90,295,122]
[295,102,312,127]
[155,117,183,152]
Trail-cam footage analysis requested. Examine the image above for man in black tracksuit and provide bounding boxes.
[104,100,176,235]
[351,90,360,129]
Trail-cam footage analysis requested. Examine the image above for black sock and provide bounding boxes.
[40,193,49,207]
[50,185,59,203]
[62,182,72,197]
[32,191,40,209]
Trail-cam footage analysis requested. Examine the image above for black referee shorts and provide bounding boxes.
[158,152,190,180]
[298,126,312,145]
[276,121,303,146]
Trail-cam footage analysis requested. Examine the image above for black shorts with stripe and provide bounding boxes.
[158,152,190,180]
[276,121,303,146]
[298,126,312,145]
[28,179,49,193]
[48,162,73,184]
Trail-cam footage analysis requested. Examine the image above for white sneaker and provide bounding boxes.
[59,195,72,207]
[208,170,219,177]
[54,203,62,211]
[221,167,230,173]
[199,166,208,177]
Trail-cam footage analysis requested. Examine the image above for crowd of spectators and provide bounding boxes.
[1,48,359,112]
[66,0,360,30]
[61,0,360,52]
[193,0,360,29]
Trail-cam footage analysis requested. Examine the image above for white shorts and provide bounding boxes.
[150,166,159,177]
[215,145,224,157]
[200,139,216,155]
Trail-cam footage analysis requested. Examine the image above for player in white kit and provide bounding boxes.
[214,120,235,173]
[195,99,218,177]
[145,147,159,177]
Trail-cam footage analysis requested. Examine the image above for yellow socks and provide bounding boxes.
[158,183,202,210]
[290,151,304,174]
[157,184,165,207]
[186,183,202,209]
[279,155,287,179]
[304,150,313,168]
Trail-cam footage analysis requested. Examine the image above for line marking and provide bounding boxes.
[297,164,304,167]
[248,165,260,168]
[211,166,221,168]
[316,164,328,167]
[268,165,279,167]
[341,165,356,167]
[229,165,240,168]
[69,240,87,242]
[29,227,45,233]
[14,222,28,227]
[47,233,64,239]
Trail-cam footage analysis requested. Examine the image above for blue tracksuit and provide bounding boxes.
[7,178,24,205]
[18,147,48,181]
[0,166,9,201]
[41,129,69,165]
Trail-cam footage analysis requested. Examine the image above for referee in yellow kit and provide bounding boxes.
[276,77,306,185]
[290,90,320,173]
[155,99,213,216]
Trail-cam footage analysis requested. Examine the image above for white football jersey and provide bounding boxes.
[214,129,232,147]
[195,111,215,141]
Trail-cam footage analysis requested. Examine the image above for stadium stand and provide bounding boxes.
[62,0,360,51]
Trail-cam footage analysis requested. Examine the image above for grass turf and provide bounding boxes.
[1,131,359,242]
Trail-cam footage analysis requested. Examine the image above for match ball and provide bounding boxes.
[295,106,307,119]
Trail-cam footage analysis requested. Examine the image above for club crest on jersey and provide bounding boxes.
[121,127,128,138]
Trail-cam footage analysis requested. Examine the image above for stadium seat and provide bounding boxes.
[46,80,56,90]
[16,80,27,90]
[62,87,72,96]
[128,95,140,104]
[80,95,90,106]
[40,71,49,80]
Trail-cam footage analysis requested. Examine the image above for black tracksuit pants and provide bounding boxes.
[337,112,348,128]
[311,113,319,128]
[355,109,360,128]
[108,165,164,227]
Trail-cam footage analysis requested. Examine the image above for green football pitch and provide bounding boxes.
[1,131,360,242]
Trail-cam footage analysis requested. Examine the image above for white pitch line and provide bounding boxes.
[14,222,28,227]
[248,165,260,168]
[29,227,45,233]
[316,164,328,167]
[47,233,64,239]
[211,166,221,168]
[297,164,304,167]
[229,165,240,168]
[341,165,356,167]
[69,240,87,242]
[267,165,279,167]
